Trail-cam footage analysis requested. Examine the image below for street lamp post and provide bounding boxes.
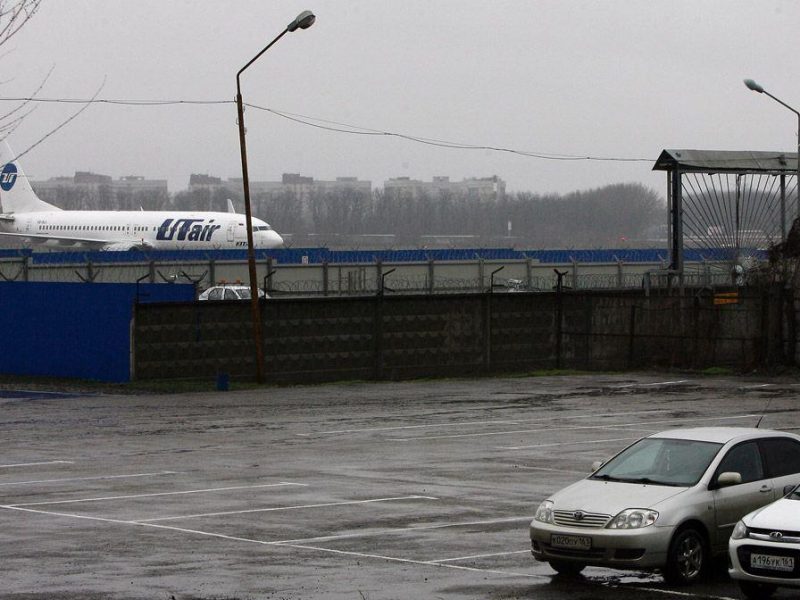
[743,78,800,235]
[236,10,315,383]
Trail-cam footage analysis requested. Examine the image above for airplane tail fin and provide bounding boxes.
[226,198,237,214]
[0,141,60,213]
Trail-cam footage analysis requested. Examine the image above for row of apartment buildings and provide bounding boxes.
[189,173,506,201]
[31,172,506,203]
[33,172,168,197]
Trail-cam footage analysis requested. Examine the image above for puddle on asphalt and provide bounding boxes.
[586,569,663,586]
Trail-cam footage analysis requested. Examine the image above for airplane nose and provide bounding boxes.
[253,228,284,248]
[267,230,284,248]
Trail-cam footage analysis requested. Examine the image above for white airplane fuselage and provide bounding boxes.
[0,142,283,251]
[2,209,283,250]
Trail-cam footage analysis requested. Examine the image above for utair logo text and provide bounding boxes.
[0,163,18,192]
[156,218,222,242]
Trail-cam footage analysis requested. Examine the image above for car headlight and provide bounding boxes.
[607,508,658,529]
[534,500,554,523]
[731,520,750,540]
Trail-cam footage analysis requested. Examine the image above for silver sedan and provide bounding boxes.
[530,427,800,585]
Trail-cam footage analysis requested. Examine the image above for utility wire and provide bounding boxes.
[0,95,653,163]
[4,95,797,169]
[0,79,105,161]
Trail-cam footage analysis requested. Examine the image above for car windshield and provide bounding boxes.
[236,288,252,299]
[591,437,723,487]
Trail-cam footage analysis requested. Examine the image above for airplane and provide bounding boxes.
[0,142,284,251]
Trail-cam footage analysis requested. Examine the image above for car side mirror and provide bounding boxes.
[716,472,742,488]
[591,460,604,473]
[784,484,798,496]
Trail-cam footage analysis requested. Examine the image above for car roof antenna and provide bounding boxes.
[755,396,773,429]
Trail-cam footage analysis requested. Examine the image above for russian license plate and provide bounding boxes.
[551,534,592,551]
[750,553,795,572]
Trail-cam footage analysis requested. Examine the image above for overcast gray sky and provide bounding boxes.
[3,0,799,195]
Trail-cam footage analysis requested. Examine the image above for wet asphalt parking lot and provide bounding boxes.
[2,373,800,600]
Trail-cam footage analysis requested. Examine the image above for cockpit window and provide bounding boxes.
[253,225,272,232]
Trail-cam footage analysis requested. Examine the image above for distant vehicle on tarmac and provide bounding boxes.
[198,284,267,301]
[0,142,283,251]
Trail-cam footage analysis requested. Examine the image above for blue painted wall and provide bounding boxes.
[0,246,763,266]
[0,282,194,382]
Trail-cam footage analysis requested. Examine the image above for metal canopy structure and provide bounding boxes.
[653,149,799,275]
[653,149,799,174]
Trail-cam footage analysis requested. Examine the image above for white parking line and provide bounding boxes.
[499,436,640,451]
[498,464,587,474]
[389,414,758,442]
[0,471,179,487]
[300,408,676,437]
[430,549,530,563]
[297,419,523,436]
[626,586,736,600]
[138,495,439,523]
[0,504,736,597]
[272,516,534,545]
[613,380,689,388]
[277,542,550,579]
[8,482,307,507]
[0,460,74,468]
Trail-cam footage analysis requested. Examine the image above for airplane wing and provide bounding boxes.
[0,231,154,251]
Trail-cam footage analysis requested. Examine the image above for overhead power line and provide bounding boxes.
[0,94,652,163]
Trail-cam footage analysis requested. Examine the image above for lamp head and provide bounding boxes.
[288,10,315,32]
[744,78,765,94]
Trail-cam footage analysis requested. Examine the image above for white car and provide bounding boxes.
[198,284,267,301]
[729,484,800,599]
[530,427,800,585]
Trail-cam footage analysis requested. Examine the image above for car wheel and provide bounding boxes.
[663,527,706,585]
[738,581,777,599]
[548,560,586,576]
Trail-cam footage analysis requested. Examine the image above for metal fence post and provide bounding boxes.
[266,257,274,294]
[374,293,384,379]
[571,258,578,290]
[483,291,491,373]
[526,257,533,291]
[554,271,566,369]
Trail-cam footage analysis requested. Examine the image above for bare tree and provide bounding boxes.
[1,1,104,161]
[0,0,39,41]
[0,1,42,138]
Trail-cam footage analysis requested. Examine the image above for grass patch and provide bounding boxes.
[0,374,262,395]
[525,369,593,377]
[699,366,735,376]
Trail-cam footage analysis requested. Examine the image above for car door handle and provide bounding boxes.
[760,486,773,493]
